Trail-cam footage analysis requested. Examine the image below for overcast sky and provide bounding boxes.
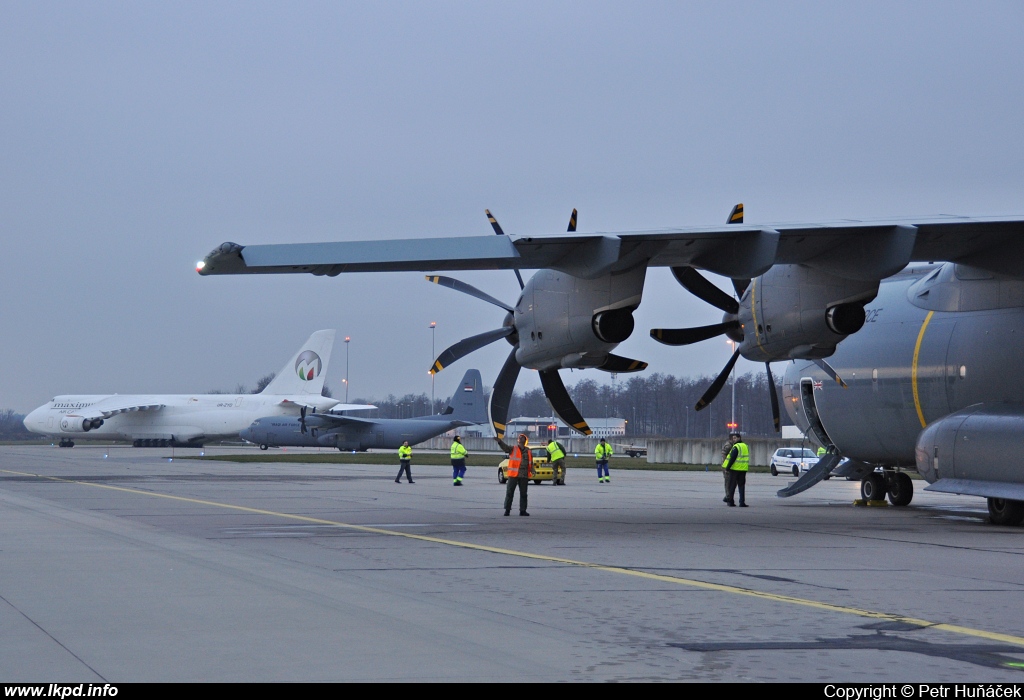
[2,2,1022,413]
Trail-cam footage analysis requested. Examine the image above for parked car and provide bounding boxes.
[769,448,819,476]
[624,445,647,458]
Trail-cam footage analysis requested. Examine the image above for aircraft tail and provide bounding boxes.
[261,330,336,396]
[441,369,488,424]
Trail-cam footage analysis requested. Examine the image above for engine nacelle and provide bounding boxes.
[738,264,878,362]
[514,267,646,370]
[915,405,1024,484]
[60,416,103,433]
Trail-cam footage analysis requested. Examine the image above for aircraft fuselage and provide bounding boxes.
[783,264,1024,467]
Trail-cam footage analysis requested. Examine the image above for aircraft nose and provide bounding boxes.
[23,407,45,434]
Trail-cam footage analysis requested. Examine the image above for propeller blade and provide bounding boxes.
[765,362,780,433]
[485,208,505,236]
[300,405,307,434]
[695,348,741,411]
[727,203,744,224]
[489,347,522,443]
[732,278,750,298]
[539,369,592,436]
[426,275,513,312]
[430,327,514,374]
[485,209,525,290]
[650,320,741,347]
[567,208,577,232]
[671,266,739,315]
[812,358,849,389]
[597,353,648,373]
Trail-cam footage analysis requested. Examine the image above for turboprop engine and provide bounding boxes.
[736,265,879,362]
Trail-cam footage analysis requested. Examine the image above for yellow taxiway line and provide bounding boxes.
[6,467,1024,648]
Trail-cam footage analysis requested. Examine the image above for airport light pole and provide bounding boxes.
[430,322,436,414]
[345,336,350,403]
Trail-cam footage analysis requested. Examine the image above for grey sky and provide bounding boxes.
[2,2,1022,413]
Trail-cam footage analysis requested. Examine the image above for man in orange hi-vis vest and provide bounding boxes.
[503,433,533,517]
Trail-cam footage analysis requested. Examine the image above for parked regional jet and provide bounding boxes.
[241,369,487,451]
[23,330,372,447]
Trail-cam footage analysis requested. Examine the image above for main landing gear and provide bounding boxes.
[987,498,1024,526]
[860,470,914,506]
[58,439,75,448]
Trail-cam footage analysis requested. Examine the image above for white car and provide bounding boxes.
[769,448,819,476]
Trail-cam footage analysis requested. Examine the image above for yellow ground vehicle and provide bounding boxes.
[498,447,558,485]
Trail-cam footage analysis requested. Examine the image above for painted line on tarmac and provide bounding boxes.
[7,467,1024,648]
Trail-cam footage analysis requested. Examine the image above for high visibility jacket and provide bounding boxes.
[817,446,826,457]
[506,445,533,478]
[398,445,412,460]
[451,442,467,459]
[595,443,613,460]
[722,442,749,471]
[546,441,565,461]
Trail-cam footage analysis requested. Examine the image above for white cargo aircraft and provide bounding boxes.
[23,330,371,448]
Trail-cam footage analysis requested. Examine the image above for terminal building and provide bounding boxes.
[500,416,627,440]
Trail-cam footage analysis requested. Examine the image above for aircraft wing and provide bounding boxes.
[197,215,1024,281]
[277,399,376,412]
[305,413,377,427]
[71,398,166,420]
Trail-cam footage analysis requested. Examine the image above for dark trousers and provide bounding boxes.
[596,460,609,478]
[726,469,747,505]
[504,475,529,513]
[396,460,412,482]
[551,458,565,484]
[452,459,466,480]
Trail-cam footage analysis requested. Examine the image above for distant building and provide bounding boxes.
[506,416,626,440]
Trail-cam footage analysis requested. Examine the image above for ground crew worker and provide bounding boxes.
[451,435,468,486]
[817,445,827,459]
[595,438,613,483]
[396,441,413,483]
[546,437,567,485]
[721,436,737,502]
[503,433,532,516]
[723,432,749,507]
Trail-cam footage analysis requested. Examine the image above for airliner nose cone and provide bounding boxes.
[23,407,45,434]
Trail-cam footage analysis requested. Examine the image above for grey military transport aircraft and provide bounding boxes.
[196,206,1024,523]
[240,368,487,451]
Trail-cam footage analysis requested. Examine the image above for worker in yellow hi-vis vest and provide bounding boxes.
[722,432,749,507]
[396,441,413,484]
[595,438,613,483]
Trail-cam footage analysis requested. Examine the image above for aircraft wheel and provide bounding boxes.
[792,465,799,477]
[860,473,887,501]
[68,441,74,448]
[887,472,914,506]
[770,463,778,476]
[534,479,542,485]
[498,468,507,484]
[987,498,1024,526]
[259,444,268,451]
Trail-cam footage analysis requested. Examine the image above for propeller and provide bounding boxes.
[650,204,783,432]
[426,209,598,441]
[299,405,316,434]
